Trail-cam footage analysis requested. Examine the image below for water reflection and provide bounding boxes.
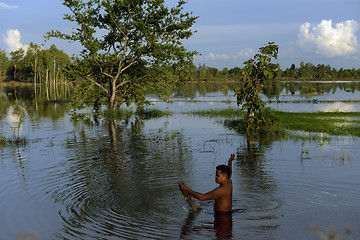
[0,84,71,120]
[235,136,280,236]
[1,82,360,239]
[45,119,193,239]
[181,211,233,240]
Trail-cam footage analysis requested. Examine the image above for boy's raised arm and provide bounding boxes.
[228,154,235,178]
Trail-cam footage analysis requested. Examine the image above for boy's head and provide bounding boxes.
[215,165,231,181]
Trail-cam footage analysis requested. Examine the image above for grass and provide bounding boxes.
[185,107,360,137]
[101,108,133,120]
[135,108,172,119]
[186,107,244,118]
[0,136,27,147]
[100,108,171,120]
[273,111,360,137]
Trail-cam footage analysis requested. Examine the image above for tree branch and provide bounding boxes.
[85,75,109,94]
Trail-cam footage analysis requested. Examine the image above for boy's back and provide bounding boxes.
[213,178,232,213]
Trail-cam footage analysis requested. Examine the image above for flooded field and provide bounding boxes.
[1,81,359,239]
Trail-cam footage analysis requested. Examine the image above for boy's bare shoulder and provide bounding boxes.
[219,180,233,192]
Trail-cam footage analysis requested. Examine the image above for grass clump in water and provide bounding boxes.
[187,107,244,118]
[0,136,27,147]
[186,107,360,138]
[273,111,360,137]
[188,107,285,138]
[135,108,172,119]
[224,108,286,138]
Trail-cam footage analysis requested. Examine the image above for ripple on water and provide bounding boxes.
[0,164,59,239]
[29,149,185,239]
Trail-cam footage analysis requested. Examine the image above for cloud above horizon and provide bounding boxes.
[3,29,29,52]
[298,19,359,57]
[195,48,255,62]
[0,2,18,9]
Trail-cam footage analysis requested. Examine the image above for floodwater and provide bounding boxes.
[0,82,359,240]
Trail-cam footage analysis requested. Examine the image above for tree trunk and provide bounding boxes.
[108,78,116,110]
[108,120,117,144]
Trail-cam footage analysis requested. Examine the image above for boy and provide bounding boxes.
[178,154,235,213]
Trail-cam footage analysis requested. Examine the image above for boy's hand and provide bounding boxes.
[178,182,187,191]
[228,154,235,162]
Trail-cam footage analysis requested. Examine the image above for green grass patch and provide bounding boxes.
[135,108,172,119]
[273,111,360,137]
[0,136,27,147]
[184,107,360,138]
[186,107,244,118]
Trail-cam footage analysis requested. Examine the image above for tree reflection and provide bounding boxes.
[0,85,71,122]
[180,211,233,240]
[235,135,280,235]
[49,118,193,238]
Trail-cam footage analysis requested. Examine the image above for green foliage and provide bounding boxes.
[99,108,133,121]
[0,49,10,77]
[4,44,71,84]
[224,108,285,138]
[135,108,172,119]
[231,43,279,134]
[281,62,360,80]
[46,0,198,111]
[234,42,279,117]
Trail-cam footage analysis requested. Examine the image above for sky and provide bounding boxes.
[0,0,359,70]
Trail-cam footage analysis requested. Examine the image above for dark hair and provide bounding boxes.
[216,165,231,178]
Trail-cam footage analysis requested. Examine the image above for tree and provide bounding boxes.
[0,49,9,77]
[234,42,279,130]
[229,67,241,76]
[8,49,25,81]
[24,43,42,83]
[46,0,198,110]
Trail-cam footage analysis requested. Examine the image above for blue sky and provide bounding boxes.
[1,0,359,70]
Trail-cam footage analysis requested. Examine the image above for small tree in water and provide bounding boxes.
[234,42,279,133]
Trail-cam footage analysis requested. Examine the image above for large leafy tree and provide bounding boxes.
[46,0,198,110]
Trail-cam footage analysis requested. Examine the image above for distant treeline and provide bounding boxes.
[1,44,360,84]
[189,63,360,81]
[0,43,71,85]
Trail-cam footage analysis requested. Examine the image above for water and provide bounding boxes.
[1,82,360,239]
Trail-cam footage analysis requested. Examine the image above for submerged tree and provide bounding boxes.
[46,0,198,111]
[234,42,279,133]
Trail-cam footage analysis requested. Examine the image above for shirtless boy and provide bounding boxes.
[178,154,235,213]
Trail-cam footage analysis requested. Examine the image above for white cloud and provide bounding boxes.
[202,53,230,61]
[3,29,29,52]
[234,48,254,59]
[0,2,18,9]
[298,20,359,57]
[195,48,255,61]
